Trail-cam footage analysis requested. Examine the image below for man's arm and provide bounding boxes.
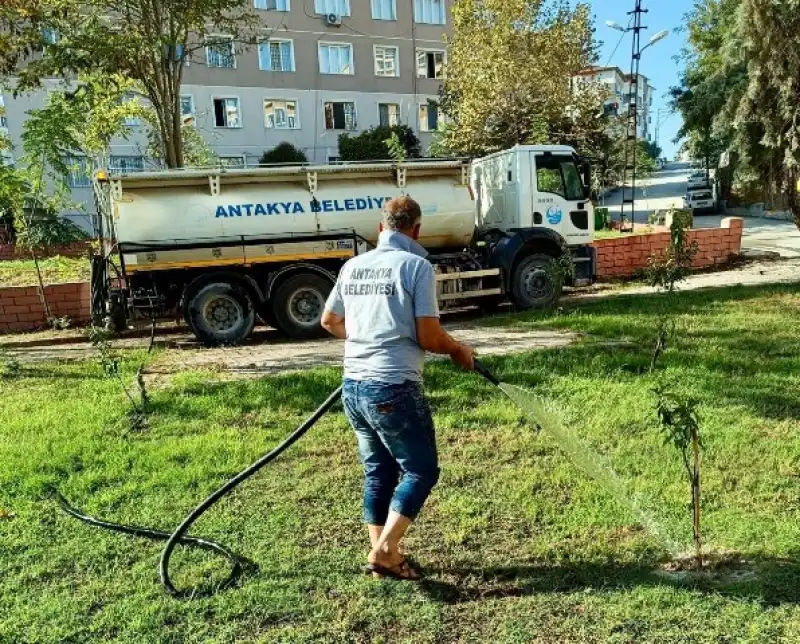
[416,317,474,370]
[321,277,346,339]
[413,261,474,371]
[321,310,346,339]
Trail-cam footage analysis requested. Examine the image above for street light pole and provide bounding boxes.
[607,3,668,233]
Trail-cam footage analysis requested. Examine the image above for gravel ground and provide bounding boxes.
[3,258,798,380]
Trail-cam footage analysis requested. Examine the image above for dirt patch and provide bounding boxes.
[146,322,578,385]
[654,550,760,584]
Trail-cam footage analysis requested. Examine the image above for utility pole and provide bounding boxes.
[620,1,645,232]
[606,4,668,232]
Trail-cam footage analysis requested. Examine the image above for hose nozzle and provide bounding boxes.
[473,358,500,386]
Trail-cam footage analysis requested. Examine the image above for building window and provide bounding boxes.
[417,50,445,79]
[378,103,400,127]
[62,155,91,188]
[180,95,195,125]
[41,28,59,45]
[264,100,299,129]
[319,43,354,75]
[212,97,242,128]
[206,36,236,69]
[219,156,246,168]
[419,102,445,132]
[374,46,399,77]
[254,0,290,9]
[372,0,396,20]
[315,0,350,16]
[324,102,357,130]
[414,0,445,25]
[109,155,145,173]
[259,39,295,72]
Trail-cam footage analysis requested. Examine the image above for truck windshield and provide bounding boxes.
[536,155,585,201]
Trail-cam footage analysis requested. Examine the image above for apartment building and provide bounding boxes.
[572,66,655,141]
[0,0,454,233]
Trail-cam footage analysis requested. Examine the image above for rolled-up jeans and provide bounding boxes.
[342,378,440,525]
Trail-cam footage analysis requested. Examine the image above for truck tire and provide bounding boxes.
[511,253,562,310]
[271,273,332,339]
[185,281,256,347]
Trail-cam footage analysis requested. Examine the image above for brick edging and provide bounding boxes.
[0,282,91,333]
[592,217,744,280]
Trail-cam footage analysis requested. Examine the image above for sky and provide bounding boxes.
[579,0,694,158]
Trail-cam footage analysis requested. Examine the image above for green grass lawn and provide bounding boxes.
[0,256,90,287]
[1,284,799,643]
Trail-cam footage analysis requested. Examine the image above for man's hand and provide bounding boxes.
[450,344,475,371]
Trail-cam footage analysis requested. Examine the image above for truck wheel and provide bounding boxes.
[511,254,562,310]
[186,281,256,347]
[271,273,332,339]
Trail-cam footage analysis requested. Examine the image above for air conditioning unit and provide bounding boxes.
[325,13,342,27]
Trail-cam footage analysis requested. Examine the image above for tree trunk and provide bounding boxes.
[30,248,52,325]
[691,427,702,568]
[788,167,800,231]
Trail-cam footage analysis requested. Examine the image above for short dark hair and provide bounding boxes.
[382,196,422,231]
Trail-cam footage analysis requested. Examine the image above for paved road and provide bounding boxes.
[602,163,800,258]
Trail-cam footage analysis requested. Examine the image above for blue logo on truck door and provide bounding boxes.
[214,196,393,218]
[546,206,563,225]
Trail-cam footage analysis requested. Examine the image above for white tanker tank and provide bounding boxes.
[110,161,476,251]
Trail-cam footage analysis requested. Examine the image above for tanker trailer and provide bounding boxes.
[93,145,595,346]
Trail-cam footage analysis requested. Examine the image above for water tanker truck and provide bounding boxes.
[92,145,595,346]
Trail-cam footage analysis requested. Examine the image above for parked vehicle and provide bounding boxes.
[687,170,710,190]
[684,188,716,215]
[93,145,596,346]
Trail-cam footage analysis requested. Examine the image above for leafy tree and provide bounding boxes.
[146,119,216,168]
[732,0,800,228]
[338,125,421,162]
[0,0,258,168]
[259,142,308,166]
[439,0,597,156]
[6,73,141,324]
[644,141,662,160]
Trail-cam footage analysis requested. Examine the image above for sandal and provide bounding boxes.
[365,558,423,581]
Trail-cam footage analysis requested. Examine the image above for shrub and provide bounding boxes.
[338,125,421,162]
[259,142,308,166]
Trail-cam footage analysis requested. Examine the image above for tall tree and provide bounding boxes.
[439,0,597,156]
[734,0,800,227]
[0,0,258,168]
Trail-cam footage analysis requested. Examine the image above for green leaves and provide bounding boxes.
[439,0,597,156]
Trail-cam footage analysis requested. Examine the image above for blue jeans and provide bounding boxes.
[342,379,440,525]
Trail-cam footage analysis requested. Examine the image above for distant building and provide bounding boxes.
[573,66,655,141]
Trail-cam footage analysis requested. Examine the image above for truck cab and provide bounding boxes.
[471,145,595,303]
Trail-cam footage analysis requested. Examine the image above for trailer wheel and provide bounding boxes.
[271,273,332,339]
[511,253,562,310]
[186,281,256,347]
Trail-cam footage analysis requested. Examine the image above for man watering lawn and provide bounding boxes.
[321,196,475,581]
